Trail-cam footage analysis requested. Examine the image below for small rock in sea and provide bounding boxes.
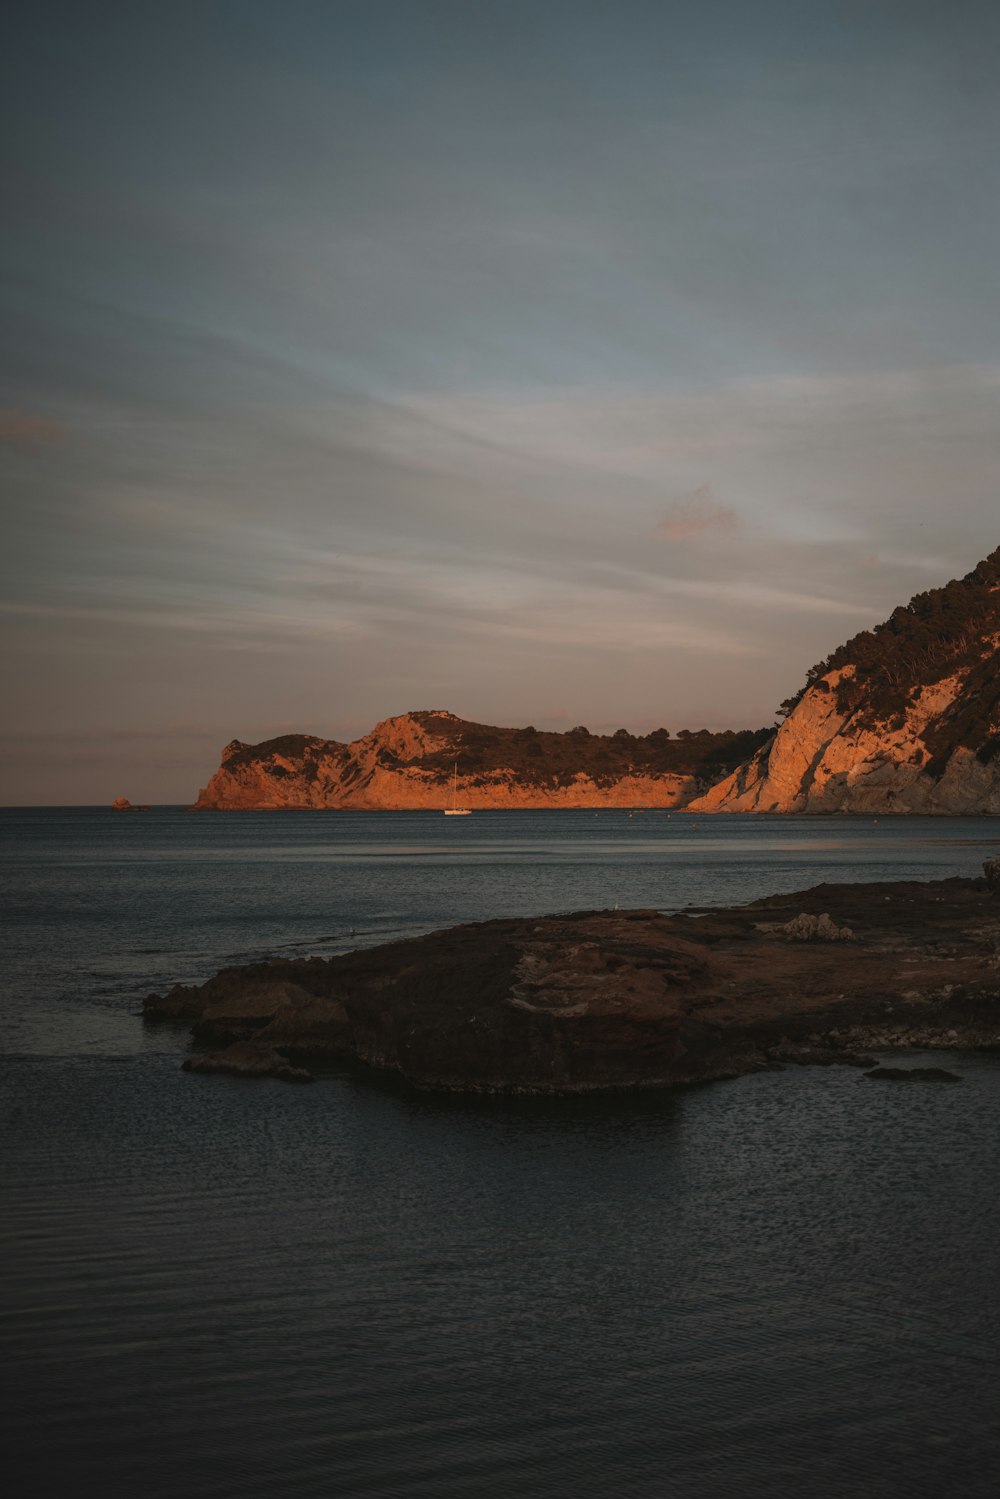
[863,1066,961,1083]
[182,1040,314,1084]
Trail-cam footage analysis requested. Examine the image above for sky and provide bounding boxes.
[2,0,1000,803]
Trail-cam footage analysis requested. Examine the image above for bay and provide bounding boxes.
[3,808,1000,1497]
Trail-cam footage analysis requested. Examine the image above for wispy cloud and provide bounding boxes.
[0,410,64,450]
[657,484,737,542]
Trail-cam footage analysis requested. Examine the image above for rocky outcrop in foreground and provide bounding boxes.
[193,711,770,811]
[145,870,1000,1092]
[692,547,1000,813]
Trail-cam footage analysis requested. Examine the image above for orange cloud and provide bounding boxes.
[657,484,737,542]
[0,410,65,451]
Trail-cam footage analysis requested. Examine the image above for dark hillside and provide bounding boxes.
[399,713,773,788]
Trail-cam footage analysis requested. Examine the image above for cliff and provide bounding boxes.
[193,710,771,811]
[194,549,1000,816]
[691,547,1000,814]
[144,870,1000,1091]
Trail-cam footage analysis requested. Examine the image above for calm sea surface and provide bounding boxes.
[4,808,1000,1497]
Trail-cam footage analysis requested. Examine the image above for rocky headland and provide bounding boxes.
[193,710,769,811]
[145,866,1000,1093]
[193,547,1000,815]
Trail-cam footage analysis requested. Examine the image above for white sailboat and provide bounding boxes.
[444,758,471,815]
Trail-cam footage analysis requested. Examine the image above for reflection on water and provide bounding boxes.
[5,1051,1000,1499]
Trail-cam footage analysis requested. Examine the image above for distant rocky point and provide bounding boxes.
[112,797,149,812]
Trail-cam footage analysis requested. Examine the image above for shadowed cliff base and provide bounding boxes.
[144,866,1000,1093]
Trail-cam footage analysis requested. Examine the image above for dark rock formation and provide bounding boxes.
[145,870,1000,1094]
[182,1040,314,1083]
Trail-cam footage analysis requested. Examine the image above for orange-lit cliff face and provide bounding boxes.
[690,548,1000,814]
[193,710,763,810]
[193,550,1000,816]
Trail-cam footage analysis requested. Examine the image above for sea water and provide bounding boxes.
[3,809,1000,1496]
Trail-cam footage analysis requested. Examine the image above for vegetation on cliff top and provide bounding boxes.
[220,716,774,790]
[406,715,773,786]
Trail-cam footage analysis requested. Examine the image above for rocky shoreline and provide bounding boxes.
[143,866,1000,1093]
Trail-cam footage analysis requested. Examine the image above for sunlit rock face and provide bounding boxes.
[691,548,1000,814]
[194,550,1000,816]
[692,668,1000,814]
[193,710,720,810]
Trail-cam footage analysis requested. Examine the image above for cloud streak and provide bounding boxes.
[657,485,738,543]
[4,2,1000,798]
[0,410,64,450]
